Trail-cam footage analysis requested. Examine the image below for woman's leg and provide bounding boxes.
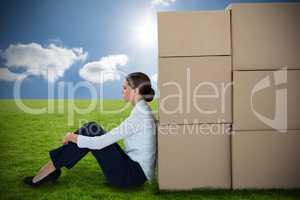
[49,121,105,169]
[32,122,102,183]
[90,144,147,188]
[33,121,146,187]
[73,123,147,188]
[32,160,56,183]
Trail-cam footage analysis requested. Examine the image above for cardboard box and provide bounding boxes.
[158,11,231,57]
[232,130,300,189]
[233,70,300,131]
[228,3,300,70]
[158,124,231,190]
[158,56,232,125]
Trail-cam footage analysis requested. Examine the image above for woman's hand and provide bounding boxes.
[63,132,78,145]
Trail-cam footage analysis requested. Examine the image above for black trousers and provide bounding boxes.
[49,122,147,188]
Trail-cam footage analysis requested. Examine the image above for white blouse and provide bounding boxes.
[77,99,157,181]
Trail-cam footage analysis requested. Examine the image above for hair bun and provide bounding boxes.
[125,72,155,102]
[144,88,155,102]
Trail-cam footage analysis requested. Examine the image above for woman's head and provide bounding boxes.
[122,72,155,103]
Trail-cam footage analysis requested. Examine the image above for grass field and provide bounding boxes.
[0,99,299,200]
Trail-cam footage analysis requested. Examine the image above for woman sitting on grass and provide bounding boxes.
[23,72,157,188]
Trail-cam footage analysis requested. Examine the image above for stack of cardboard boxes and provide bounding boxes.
[157,3,300,190]
[229,3,300,189]
[157,11,232,190]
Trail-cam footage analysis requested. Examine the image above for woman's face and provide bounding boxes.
[122,80,136,102]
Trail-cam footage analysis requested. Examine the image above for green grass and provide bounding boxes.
[0,99,299,200]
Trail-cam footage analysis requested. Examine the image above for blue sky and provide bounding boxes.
[0,0,298,99]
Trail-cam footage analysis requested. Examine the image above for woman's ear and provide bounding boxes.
[134,87,139,95]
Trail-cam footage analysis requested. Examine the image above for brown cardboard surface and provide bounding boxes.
[233,70,300,131]
[232,130,300,189]
[158,11,231,57]
[229,3,300,70]
[158,56,232,125]
[158,124,231,190]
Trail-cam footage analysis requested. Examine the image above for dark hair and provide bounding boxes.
[126,72,155,102]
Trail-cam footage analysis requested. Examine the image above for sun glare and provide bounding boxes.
[134,14,157,48]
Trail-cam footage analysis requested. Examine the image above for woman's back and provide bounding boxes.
[123,99,157,181]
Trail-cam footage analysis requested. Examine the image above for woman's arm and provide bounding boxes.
[63,110,146,149]
[76,113,144,149]
[62,115,140,147]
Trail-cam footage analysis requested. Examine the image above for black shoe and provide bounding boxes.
[23,169,61,187]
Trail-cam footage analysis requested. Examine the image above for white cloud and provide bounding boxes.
[151,0,176,6]
[0,68,26,81]
[0,42,88,82]
[79,54,128,84]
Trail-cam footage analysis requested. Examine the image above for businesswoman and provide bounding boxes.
[23,72,157,188]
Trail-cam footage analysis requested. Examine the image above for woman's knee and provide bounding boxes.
[75,121,106,136]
